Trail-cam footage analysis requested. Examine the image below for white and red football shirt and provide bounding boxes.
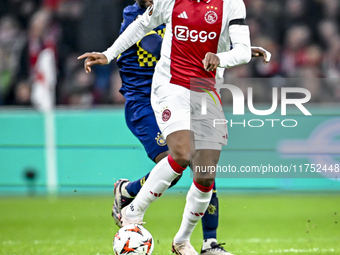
[167,0,223,88]
[103,0,251,91]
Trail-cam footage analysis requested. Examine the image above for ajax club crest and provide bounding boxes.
[161,107,171,122]
[205,6,218,24]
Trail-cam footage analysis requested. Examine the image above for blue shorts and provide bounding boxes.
[125,99,169,161]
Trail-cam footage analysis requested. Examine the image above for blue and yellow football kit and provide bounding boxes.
[117,3,167,161]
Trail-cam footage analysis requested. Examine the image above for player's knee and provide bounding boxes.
[170,145,194,168]
[167,130,195,168]
[171,151,191,168]
[195,178,215,188]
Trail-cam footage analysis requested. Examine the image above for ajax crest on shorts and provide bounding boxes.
[161,107,171,122]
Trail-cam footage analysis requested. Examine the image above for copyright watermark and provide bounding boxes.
[193,164,340,178]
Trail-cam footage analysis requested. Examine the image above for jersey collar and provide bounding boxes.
[193,0,212,3]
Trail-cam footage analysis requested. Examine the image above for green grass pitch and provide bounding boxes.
[0,193,339,255]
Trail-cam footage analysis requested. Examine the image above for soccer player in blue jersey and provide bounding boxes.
[79,1,270,254]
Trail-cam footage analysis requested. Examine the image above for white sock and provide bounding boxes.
[174,182,213,243]
[125,155,184,221]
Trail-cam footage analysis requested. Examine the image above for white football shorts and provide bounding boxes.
[151,83,228,150]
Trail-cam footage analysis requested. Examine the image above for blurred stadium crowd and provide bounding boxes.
[0,0,339,107]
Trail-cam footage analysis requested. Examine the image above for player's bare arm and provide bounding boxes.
[251,46,271,64]
[77,53,108,73]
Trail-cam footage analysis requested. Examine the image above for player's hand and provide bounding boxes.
[77,53,108,73]
[202,52,220,72]
[251,46,271,64]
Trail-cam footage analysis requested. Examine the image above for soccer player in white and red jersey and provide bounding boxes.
[79,0,252,254]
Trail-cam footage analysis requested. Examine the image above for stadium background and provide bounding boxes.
[1,106,340,194]
[0,0,339,254]
[1,0,339,193]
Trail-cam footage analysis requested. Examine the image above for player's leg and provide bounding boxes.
[112,99,183,225]
[112,99,169,225]
[172,149,219,254]
[119,84,195,225]
[118,99,222,249]
[172,88,231,255]
[120,129,194,226]
[113,149,180,226]
[115,150,181,203]
[123,172,150,197]
[200,182,231,255]
[123,150,169,197]
[119,84,226,254]
[117,147,223,253]
[122,99,171,200]
[201,183,218,241]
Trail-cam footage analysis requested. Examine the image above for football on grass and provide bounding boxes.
[113,224,154,255]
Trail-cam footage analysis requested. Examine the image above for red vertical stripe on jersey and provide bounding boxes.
[170,0,223,91]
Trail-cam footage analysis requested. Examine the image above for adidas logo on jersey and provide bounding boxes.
[178,11,188,19]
